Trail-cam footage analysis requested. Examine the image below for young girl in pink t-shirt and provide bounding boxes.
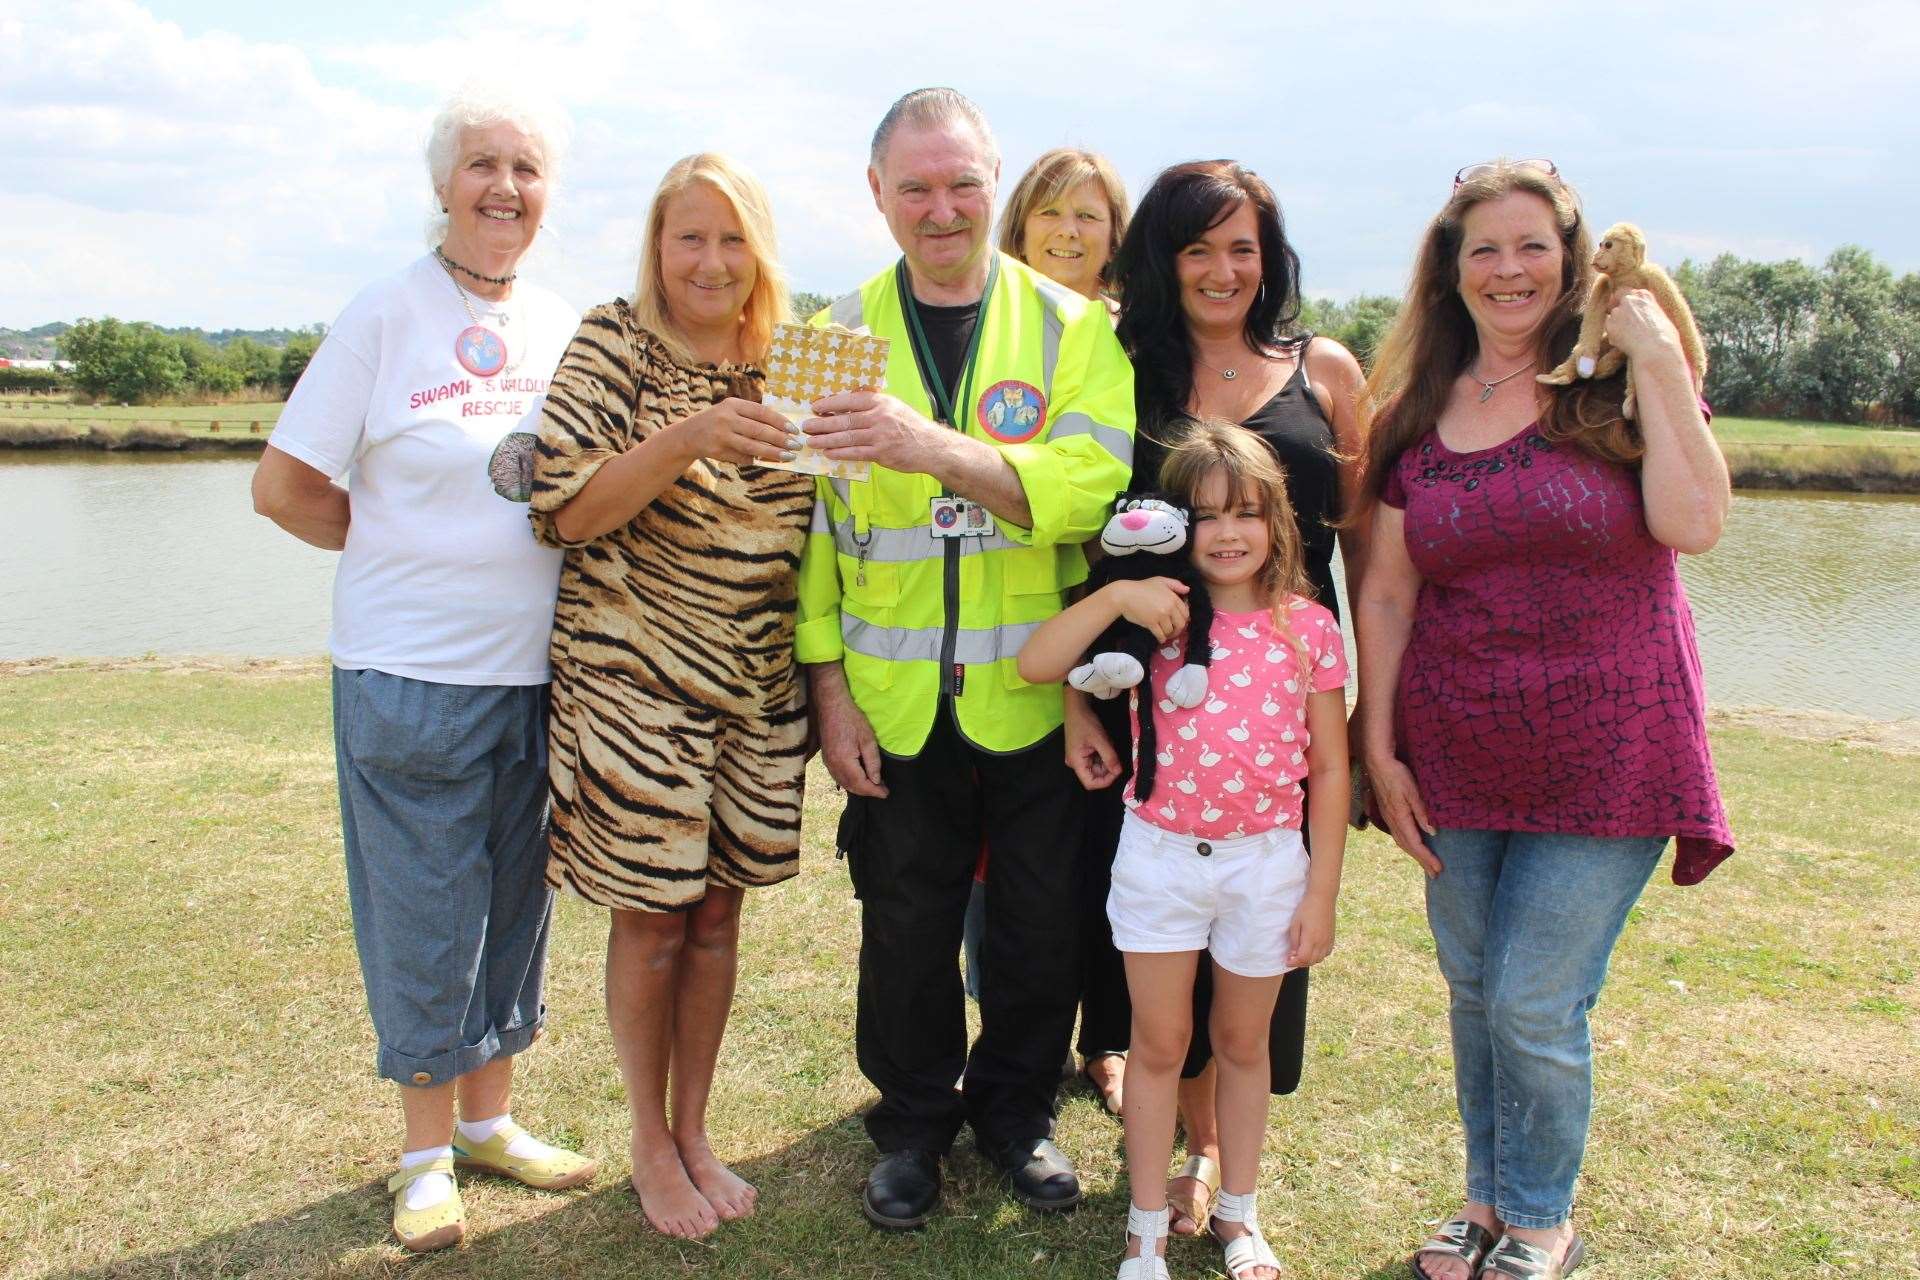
[1021,420,1349,1280]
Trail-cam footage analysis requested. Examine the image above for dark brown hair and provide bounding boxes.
[1112,161,1303,441]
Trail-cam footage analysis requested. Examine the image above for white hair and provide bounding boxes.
[423,82,571,246]
[869,87,998,170]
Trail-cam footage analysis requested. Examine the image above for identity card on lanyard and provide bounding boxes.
[899,256,999,540]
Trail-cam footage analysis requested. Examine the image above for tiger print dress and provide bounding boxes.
[529,301,814,912]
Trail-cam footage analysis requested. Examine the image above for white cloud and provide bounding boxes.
[4,0,1916,325]
[2,0,423,325]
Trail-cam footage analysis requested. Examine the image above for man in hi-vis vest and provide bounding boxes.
[796,88,1135,1230]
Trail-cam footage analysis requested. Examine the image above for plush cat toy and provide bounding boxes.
[1537,221,1708,419]
[1068,493,1214,801]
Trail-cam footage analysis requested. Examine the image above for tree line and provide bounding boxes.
[33,246,1919,424]
[31,319,324,403]
[1300,246,1920,426]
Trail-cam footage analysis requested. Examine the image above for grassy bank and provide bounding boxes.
[0,402,283,451]
[2,663,1914,1278]
[1715,416,1920,492]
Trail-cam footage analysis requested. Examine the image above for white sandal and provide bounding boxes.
[1116,1202,1171,1280]
[1210,1188,1283,1278]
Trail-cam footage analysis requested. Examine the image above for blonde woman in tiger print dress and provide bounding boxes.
[528,154,812,1241]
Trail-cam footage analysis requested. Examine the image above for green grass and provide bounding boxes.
[0,400,282,442]
[1713,415,1919,447]
[3,663,1915,1278]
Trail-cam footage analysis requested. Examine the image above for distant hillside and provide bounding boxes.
[0,323,70,360]
[1,321,323,361]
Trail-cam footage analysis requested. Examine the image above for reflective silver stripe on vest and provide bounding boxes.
[833,518,1022,563]
[829,291,865,330]
[809,494,832,536]
[830,476,853,510]
[1031,274,1072,392]
[1049,411,1134,466]
[843,616,1045,665]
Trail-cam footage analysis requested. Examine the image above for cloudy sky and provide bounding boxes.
[4,0,1916,331]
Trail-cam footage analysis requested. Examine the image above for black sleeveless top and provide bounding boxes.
[1131,335,1343,620]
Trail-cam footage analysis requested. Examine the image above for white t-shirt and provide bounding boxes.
[270,254,579,685]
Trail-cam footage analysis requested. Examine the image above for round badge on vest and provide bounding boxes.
[977,379,1047,443]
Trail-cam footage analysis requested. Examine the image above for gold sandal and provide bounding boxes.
[1166,1152,1219,1236]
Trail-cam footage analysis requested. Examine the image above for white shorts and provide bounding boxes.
[1106,810,1311,978]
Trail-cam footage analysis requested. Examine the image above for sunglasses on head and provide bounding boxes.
[1453,158,1558,188]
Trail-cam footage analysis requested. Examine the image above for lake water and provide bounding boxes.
[3,454,1917,720]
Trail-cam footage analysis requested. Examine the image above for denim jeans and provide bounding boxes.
[1424,828,1666,1229]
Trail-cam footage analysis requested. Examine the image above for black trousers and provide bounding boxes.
[1081,694,1310,1091]
[840,713,1082,1155]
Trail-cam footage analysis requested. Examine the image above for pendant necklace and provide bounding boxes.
[1195,340,1294,383]
[441,258,519,379]
[1472,357,1535,402]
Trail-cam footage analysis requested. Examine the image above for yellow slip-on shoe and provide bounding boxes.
[453,1121,598,1191]
[387,1155,465,1253]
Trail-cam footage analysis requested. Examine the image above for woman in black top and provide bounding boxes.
[1070,159,1369,1236]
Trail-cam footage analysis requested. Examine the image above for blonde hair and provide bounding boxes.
[1157,419,1316,661]
[996,148,1131,291]
[1358,159,1631,513]
[632,153,791,365]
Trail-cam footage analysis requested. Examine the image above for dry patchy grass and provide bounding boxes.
[2,668,1915,1278]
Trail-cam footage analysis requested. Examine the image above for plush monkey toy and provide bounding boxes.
[1537,221,1707,418]
[1068,493,1214,801]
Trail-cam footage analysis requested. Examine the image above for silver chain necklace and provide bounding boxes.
[1471,357,1536,402]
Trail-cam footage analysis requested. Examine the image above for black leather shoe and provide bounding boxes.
[862,1149,942,1230]
[982,1137,1082,1212]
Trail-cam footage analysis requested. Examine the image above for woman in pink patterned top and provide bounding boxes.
[1021,421,1349,1280]
[1353,160,1732,1280]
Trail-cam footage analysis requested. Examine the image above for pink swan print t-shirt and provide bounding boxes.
[1125,597,1348,840]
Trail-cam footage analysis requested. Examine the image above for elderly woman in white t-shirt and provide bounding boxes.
[251,85,596,1253]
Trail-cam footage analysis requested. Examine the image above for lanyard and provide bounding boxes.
[896,253,998,430]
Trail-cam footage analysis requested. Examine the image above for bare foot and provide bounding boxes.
[630,1136,718,1239]
[676,1132,757,1221]
[1083,1053,1125,1114]
[1413,1205,1503,1280]
[1166,1171,1213,1236]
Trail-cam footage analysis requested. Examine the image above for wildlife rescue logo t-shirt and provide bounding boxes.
[270,255,579,685]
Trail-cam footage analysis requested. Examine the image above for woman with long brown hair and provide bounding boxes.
[1354,159,1733,1280]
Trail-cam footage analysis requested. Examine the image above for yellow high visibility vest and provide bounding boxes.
[794,253,1135,756]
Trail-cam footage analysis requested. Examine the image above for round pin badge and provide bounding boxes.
[933,503,959,530]
[977,379,1047,443]
[456,325,507,377]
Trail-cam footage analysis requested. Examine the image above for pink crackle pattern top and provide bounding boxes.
[1382,424,1733,884]
[1125,600,1348,840]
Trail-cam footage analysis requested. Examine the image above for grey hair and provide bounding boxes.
[869,87,998,169]
[423,82,571,246]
